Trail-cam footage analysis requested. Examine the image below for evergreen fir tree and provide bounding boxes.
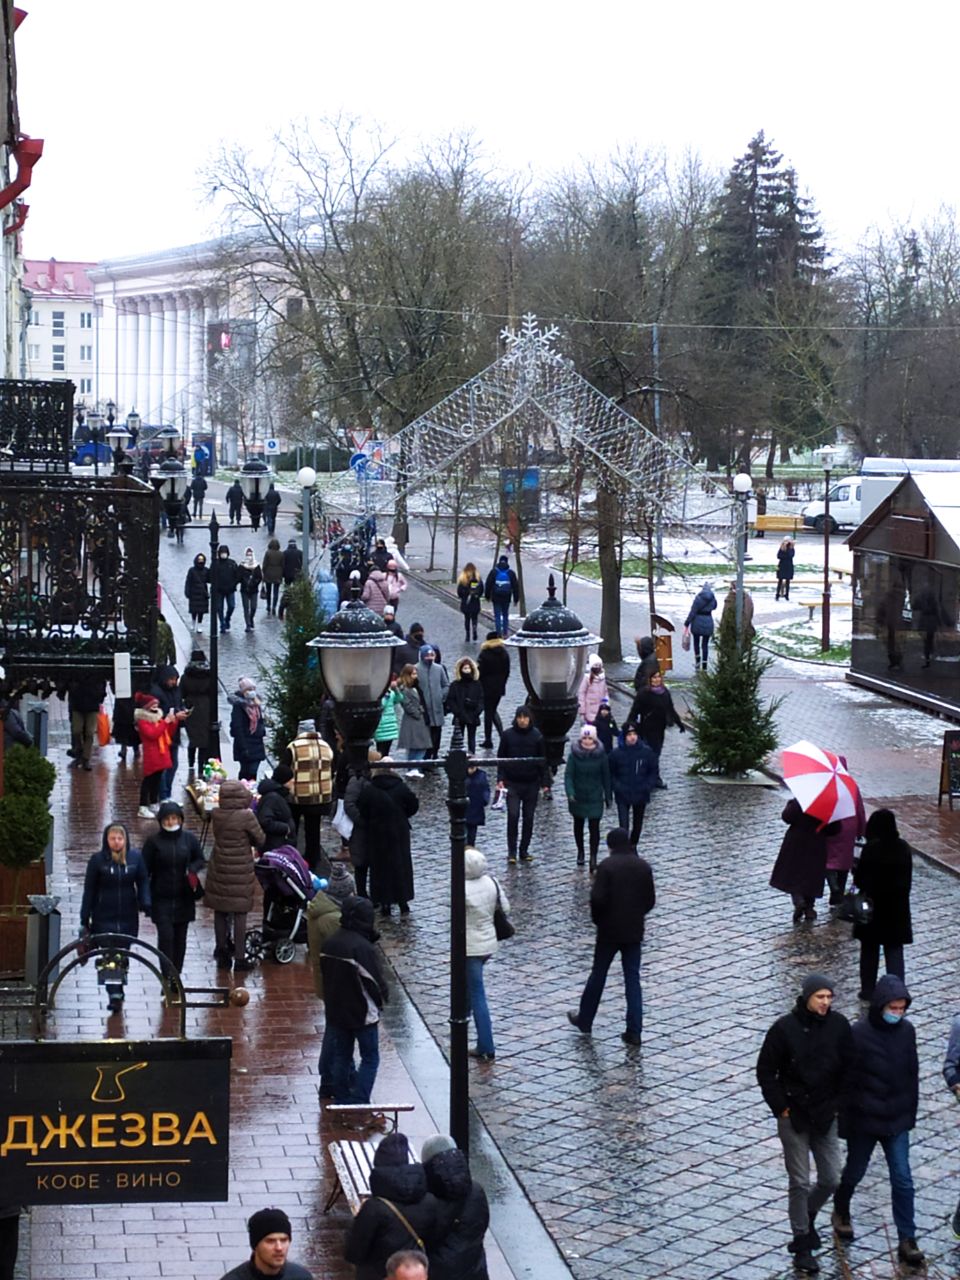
[686,600,781,776]
[258,577,330,755]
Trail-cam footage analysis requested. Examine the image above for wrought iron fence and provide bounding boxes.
[0,379,74,473]
[0,472,160,691]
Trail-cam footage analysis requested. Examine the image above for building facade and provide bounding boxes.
[22,258,98,394]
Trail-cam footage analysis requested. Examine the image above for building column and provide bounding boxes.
[159,295,177,424]
[148,296,164,423]
[121,301,139,415]
[185,291,203,440]
[175,293,191,434]
[202,292,219,456]
[136,297,151,421]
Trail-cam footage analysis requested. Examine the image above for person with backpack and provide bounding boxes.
[484,555,519,638]
[457,563,484,642]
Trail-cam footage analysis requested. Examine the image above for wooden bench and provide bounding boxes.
[753,513,804,535]
[797,598,854,622]
[323,1103,416,1216]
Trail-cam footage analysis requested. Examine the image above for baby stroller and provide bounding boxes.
[246,845,317,965]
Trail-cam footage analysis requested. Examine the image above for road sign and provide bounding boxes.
[349,429,371,453]
[264,438,280,455]
[349,452,368,474]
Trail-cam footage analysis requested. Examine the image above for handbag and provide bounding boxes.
[331,798,354,840]
[186,869,205,902]
[260,583,268,600]
[491,876,515,941]
[681,627,691,652]
[837,890,873,925]
[97,707,112,746]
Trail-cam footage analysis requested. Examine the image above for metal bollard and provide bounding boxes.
[26,897,61,988]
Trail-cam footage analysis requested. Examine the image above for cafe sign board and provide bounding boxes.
[0,1038,230,1204]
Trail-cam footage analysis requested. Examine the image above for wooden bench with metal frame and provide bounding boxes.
[752,513,805,535]
[323,1103,416,1216]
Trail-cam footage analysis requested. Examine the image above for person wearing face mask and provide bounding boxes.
[627,670,685,790]
[80,823,151,1012]
[184,552,210,633]
[237,547,263,633]
[577,655,608,724]
[229,678,266,782]
[444,658,483,754]
[416,646,449,760]
[141,801,205,974]
[849,808,912,1000]
[756,974,854,1275]
[212,545,239,635]
[564,724,612,871]
[831,976,924,1268]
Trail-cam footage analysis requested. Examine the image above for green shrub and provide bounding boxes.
[259,577,330,754]
[0,794,52,868]
[3,744,56,801]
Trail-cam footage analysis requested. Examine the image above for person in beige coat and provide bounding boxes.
[206,779,265,972]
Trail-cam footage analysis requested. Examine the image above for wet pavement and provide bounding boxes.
[8,494,960,1279]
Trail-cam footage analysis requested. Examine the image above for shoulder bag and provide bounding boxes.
[491,876,515,941]
[376,1198,425,1250]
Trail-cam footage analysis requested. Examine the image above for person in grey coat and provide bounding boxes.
[416,646,449,759]
[684,582,717,671]
[396,665,431,774]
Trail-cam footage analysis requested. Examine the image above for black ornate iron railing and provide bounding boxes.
[0,472,160,691]
[0,379,74,473]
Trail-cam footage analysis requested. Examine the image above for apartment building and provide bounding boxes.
[22,257,99,399]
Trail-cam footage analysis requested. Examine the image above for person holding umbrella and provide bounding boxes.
[771,742,854,922]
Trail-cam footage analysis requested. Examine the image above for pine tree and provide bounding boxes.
[258,578,330,755]
[686,602,781,775]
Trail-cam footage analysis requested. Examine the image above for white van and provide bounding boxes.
[801,458,960,532]
[801,476,862,533]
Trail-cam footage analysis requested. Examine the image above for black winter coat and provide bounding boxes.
[445,677,483,727]
[184,563,209,614]
[344,1163,440,1280]
[141,828,205,925]
[770,799,840,901]
[226,482,244,511]
[320,921,388,1032]
[497,721,546,787]
[777,546,795,581]
[255,777,295,850]
[211,556,238,594]
[80,841,150,935]
[282,545,303,583]
[424,1149,490,1280]
[359,773,419,906]
[179,660,211,749]
[853,833,913,946]
[756,1000,854,1134]
[457,577,484,619]
[609,738,658,806]
[237,563,262,597]
[840,975,917,1137]
[477,639,510,700]
[627,687,683,752]
[590,846,655,946]
[229,700,266,765]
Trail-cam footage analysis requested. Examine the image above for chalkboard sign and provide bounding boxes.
[938,730,960,808]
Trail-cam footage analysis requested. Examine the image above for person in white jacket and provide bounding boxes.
[465,846,510,1062]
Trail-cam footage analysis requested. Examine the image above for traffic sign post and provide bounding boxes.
[264,438,281,455]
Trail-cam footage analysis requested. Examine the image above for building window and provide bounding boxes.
[80,345,93,362]
[79,377,93,395]
[27,343,39,361]
[51,344,65,372]
[80,311,93,329]
[27,307,39,326]
[52,311,65,338]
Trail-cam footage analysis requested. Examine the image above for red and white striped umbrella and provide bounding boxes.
[781,740,861,826]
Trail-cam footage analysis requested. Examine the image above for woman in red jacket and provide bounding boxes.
[134,692,174,819]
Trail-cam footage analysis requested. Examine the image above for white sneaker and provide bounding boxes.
[406,768,424,778]
[137,805,155,819]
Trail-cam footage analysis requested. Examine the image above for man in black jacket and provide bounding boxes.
[282,539,303,585]
[756,973,854,1274]
[496,705,545,864]
[226,479,244,525]
[218,1206,313,1279]
[567,828,655,1046]
[319,896,389,1104]
[263,483,281,534]
[189,473,207,519]
[212,546,239,634]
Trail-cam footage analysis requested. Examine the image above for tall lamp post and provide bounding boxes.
[818,445,837,652]
[106,423,132,476]
[86,407,104,477]
[150,425,189,539]
[732,473,752,650]
[239,456,274,532]
[206,512,223,766]
[297,465,317,579]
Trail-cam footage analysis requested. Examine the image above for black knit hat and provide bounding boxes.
[606,827,632,850]
[248,1207,292,1247]
[801,973,834,1001]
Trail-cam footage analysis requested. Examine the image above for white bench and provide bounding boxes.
[323,1103,416,1215]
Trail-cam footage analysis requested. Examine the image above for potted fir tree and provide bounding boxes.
[0,744,55,974]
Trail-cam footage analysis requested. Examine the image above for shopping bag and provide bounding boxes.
[97,707,112,746]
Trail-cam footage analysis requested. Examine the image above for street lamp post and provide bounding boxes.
[106,424,132,476]
[239,456,274,532]
[150,425,189,540]
[732,473,752,651]
[818,445,837,652]
[86,407,104,478]
[206,512,222,766]
[297,465,317,579]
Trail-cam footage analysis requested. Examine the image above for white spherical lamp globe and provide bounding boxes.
[732,472,752,494]
[297,466,317,489]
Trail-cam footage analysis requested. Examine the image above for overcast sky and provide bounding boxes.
[16,0,960,265]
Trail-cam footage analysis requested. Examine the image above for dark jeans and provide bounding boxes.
[265,513,277,534]
[836,1129,916,1239]
[214,911,247,959]
[616,799,647,843]
[326,1022,380,1104]
[241,592,258,629]
[463,609,479,640]
[228,504,243,525]
[493,600,510,636]
[191,498,204,518]
[693,633,710,667]
[859,940,905,998]
[264,581,281,612]
[140,770,162,807]
[454,719,477,753]
[428,725,443,759]
[573,815,600,863]
[466,955,494,1055]
[576,937,643,1036]
[482,698,503,745]
[70,709,99,764]
[160,741,179,802]
[217,591,236,631]
[154,915,189,973]
[292,804,324,869]
[466,823,479,845]
[506,780,539,859]
[237,757,260,783]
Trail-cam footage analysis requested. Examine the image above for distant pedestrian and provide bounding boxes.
[79,823,150,1013]
[362,565,392,615]
[850,808,912,999]
[150,664,188,802]
[393,621,439,674]
[445,657,483,753]
[184,552,210,632]
[683,581,717,671]
[594,699,616,754]
[384,559,407,611]
[67,673,106,771]
[382,603,404,638]
[359,763,419,917]
[417,646,449,760]
[284,719,334,870]
[344,1134,438,1280]
[464,846,508,1062]
[370,538,391,571]
[396,665,431,774]
[155,613,177,667]
[421,1134,490,1280]
[477,631,510,748]
[319,895,389,1105]
[282,538,303,584]
[608,723,657,844]
[627,671,684,789]
[776,538,796,601]
[942,1012,960,1239]
[263,483,281,535]
[632,635,660,693]
[457,562,484,642]
[213,545,239,634]
[237,547,263,633]
[577,655,608,724]
[307,864,353,1099]
[375,677,403,756]
[825,754,865,906]
[206,779,265,972]
[180,649,212,778]
[141,801,205,974]
[770,799,840,923]
[465,762,490,846]
[110,690,140,765]
[484,555,519,638]
[496,706,546,865]
[256,765,297,852]
[226,479,244,525]
[756,973,853,1275]
[832,976,924,1269]
[134,692,173,818]
[218,1207,313,1280]
[229,677,266,782]
[261,538,284,615]
[564,724,612,872]
[567,828,655,1046]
